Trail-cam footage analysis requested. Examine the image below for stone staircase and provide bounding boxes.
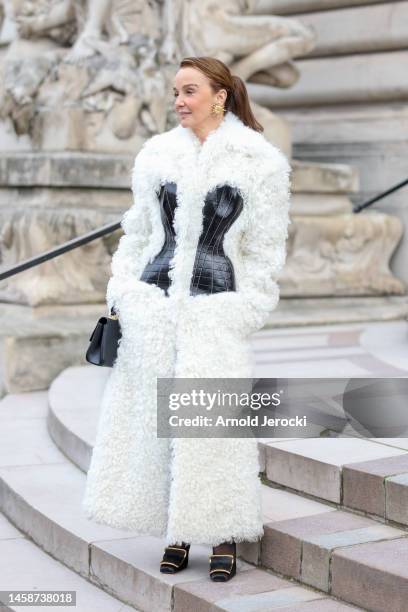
[0,513,136,612]
[1,365,408,610]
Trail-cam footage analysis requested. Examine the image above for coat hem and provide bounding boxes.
[83,505,264,546]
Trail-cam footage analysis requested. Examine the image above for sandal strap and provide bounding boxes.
[209,553,235,575]
[160,546,188,569]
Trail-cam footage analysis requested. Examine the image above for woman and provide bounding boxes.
[82,56,291,582]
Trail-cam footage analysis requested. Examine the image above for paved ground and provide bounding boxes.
[251,320,408,377]
[251,319,408,446]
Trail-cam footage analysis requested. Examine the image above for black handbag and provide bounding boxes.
[86,307,122,367]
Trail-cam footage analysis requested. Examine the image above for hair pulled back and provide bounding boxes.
[179,56,263,133]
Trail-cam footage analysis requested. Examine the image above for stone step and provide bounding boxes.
[283,103,408,147]
[0,513,138,612]
[263,437,408,520]
[257,0,386,15]
[0,391,359,612]
[250,50,408,107]
[47,366,111,473]
[47,365,320,473]
[287,2,408,57]
[46,365,408,609]
[48,366,408,529]
[262,508,408,611]
[264,297,408,329]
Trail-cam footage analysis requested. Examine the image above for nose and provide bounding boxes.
[174,93,186,108]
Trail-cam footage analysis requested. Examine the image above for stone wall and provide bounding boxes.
[249,0,408,287]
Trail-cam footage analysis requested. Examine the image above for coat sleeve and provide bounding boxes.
[106,145,158,313]
[235,148,292,335]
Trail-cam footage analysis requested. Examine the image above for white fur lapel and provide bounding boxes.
[138,110,286,196]
[171,110,265,157]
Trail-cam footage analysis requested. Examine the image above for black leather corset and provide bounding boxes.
[140,182,244,296]
[140,182,177,293]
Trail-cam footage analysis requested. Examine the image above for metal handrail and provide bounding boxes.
[353,177,408,213]
[0,175,407,281]
[0,219,121,282]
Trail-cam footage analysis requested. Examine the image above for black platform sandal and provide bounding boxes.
[209,542,236,582]
[159,543,190,574]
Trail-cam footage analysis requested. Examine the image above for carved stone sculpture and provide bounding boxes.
[0,1,404,307]
[282,213,405,297]
[0,0,166,145]
[0,0,315,151]
[160,0,316,87]
[0,0,17,46]
[0,207,119,306]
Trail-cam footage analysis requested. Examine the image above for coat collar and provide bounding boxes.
[138,109,290,197]
[173,110,270,159]
[146,110,275,163]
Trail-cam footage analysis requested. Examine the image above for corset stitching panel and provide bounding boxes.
[140,182,243,296]
[190,184,243,295]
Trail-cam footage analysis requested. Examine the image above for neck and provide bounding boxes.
[192,114,226,144]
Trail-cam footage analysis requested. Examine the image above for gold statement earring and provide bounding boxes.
[211,103,225,116]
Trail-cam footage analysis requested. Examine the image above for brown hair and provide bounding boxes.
[179,56,263,133]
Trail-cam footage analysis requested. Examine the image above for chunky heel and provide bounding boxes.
[160,543,190,574]
[209,542,236,582]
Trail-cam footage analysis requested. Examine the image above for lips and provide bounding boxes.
[179,112,191,117]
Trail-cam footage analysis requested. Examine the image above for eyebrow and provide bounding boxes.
[173,83,199,91]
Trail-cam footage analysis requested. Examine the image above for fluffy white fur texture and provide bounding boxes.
[82,111,292,546]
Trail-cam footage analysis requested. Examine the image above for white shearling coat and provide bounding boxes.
[82,110,291,546]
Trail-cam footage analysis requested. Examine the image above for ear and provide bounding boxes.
[217,88,228,105]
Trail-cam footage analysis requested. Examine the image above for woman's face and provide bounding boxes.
[173,67,227,129]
